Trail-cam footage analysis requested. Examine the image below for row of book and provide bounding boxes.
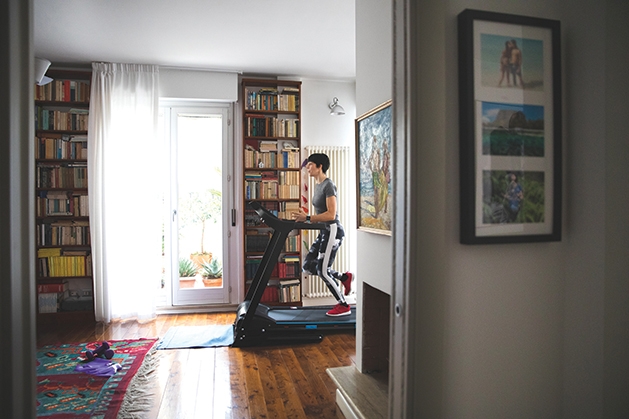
[244,169,301,200]
[244,252,301,275]
[258,140,279,152]
[38,285,93,313]
[245,114,299,138]
[245,233,271,253]
[35,107,89,131]
[245,256,273,280]
[244,201,283,226]
[278,170,301,185]
[244,87,300,112]
[278,201,301,221]
[278,279,301,303]
[277,261,300,279]
[244,181,300,200]
[258,286,281,303]
[35,79,91,103]
[37,221,90,246]
[37,191,89,217]
[37,247,92,277]
[37,280,70,313]
[244,149,301,169]
[35,135,88,160]
[284,235,300,252]
[243,280,302,304]
[36,163,87,188]
[244,170,278,182]
[245,209,267,226]
[41,255,88,276]
[38,292,64,313]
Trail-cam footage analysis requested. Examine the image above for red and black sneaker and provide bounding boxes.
[341,272,353,296]
[326,303,351,317]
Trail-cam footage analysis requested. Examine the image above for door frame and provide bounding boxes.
[160,100,235,307]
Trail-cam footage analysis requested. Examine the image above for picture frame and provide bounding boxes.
[458,9,562,244]
[355,100,393,235]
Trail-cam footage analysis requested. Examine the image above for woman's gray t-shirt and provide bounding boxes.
[312,178,338,219]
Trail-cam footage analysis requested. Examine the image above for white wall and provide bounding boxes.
[390,0,629,417]
[300,79,358,276]
[301,79,356,148]
[356,0,393,296]
[355,0,393,371]
[561,2,606,416]
[159,68,238,101]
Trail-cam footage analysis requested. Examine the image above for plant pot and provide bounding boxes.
[179,278,196,289]
[190,253,212,271]
[202,277,222,288]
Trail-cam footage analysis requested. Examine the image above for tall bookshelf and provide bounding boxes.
[241,78,303,306]
[34,69,95,324]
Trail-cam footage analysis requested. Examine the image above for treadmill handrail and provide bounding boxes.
[248,201,327,231]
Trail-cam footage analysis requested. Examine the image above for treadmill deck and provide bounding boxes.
[268,305,356,326]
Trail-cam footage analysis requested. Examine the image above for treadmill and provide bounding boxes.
[232,201,355,347]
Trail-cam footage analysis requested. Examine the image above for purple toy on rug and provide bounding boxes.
[74,358,122,377]
[36,338,158,419]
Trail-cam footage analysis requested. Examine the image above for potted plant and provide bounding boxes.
[190,251,212,270]
[201,258,223,287]
[179,258,198,288]
[179,188,222,268]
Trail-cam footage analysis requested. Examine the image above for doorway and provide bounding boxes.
[159,102,234,306]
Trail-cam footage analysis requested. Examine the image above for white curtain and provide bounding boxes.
[88,63,161,323]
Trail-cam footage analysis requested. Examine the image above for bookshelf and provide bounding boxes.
[241,78,303,306]
[35,69,95,324]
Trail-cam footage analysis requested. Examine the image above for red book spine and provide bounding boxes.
[37,283,66,293]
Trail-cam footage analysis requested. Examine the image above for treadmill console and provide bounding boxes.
[248,201,325,231]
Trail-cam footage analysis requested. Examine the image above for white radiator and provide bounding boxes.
[303,145,351,298]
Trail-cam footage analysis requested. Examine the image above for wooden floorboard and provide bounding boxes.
[37,312,356,418]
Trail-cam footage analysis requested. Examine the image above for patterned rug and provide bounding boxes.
[36,338,158,419]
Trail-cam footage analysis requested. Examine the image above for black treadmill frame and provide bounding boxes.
[233,201,355,347]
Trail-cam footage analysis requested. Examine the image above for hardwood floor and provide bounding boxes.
[36,312,355,419]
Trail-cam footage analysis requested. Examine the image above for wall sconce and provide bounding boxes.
[35,57,53,86]
[328,97,345,116]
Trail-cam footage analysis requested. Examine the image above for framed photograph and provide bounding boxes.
[458,9,562,244]
[356,100,392,235]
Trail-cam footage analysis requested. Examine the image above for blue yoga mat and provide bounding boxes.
[157,324,234,349]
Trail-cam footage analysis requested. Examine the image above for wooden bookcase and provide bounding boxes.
[34,69,95,324]
[241,78,303,306]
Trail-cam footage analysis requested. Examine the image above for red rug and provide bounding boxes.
[36,338,158,418]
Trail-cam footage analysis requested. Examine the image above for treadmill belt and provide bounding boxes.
[268,306,356,325]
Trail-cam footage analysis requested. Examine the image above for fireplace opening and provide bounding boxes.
[362,282,390,378]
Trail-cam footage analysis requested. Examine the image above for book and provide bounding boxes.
[37,247,62,258]
[279,279,301,302]
[38,292,59,313]
[37,281,69,294]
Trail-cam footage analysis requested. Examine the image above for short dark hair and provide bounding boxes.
[307,153,330,173]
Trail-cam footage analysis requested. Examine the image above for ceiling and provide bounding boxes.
[33,0,356,81]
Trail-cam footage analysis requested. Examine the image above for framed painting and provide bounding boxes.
[458,9,562,244]
[355,100,392,235]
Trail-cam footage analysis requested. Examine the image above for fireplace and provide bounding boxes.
[361,282,390,376]
[327,282,390,418]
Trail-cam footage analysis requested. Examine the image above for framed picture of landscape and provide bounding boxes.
[458,9,562,244]
[355,100,392,235]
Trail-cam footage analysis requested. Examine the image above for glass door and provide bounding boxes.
[160,103,233,306]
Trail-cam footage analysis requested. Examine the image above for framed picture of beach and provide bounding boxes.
[355,100,392,235]
[458,9,562,244]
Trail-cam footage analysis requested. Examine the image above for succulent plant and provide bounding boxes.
[201,258,223,278]
[178,258,198,277]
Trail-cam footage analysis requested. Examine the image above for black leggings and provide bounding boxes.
[302,222,346,304]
